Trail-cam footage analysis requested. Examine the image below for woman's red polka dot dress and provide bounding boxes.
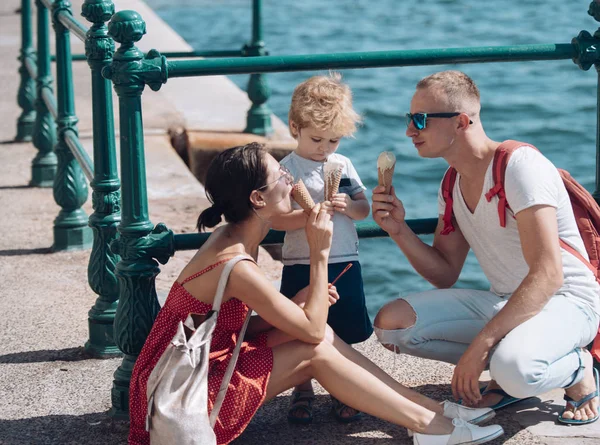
[128,259,274,445]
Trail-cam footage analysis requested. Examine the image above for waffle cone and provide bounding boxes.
[324,161,343,201]
[377,152,396,194]
[325,168,343,201]
[291,179,315,213]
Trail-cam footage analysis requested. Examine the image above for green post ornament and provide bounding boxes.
[243,0,273,136]
[82,0,122,358]
[50,0,92,251]
[103,10,172,418]
[31,0,57,187]
[16,0,36,142]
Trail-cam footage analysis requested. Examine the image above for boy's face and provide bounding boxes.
[295,126,343,162]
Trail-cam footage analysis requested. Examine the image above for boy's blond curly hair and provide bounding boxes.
[288,72,361,139]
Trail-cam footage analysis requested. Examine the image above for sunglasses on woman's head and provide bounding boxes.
[256,166,294,191]
[405,112,473,130]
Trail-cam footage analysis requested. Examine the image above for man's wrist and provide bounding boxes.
[390,220,411,238]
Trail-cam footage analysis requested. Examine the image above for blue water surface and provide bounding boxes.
[146,0,598,318]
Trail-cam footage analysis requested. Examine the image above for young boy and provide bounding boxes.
[271,73,372,424]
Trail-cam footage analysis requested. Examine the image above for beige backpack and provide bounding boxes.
[145,255,253,445]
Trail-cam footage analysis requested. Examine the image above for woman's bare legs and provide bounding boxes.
[263,327,453,434]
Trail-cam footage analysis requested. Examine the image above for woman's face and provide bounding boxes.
[258,154,294,215]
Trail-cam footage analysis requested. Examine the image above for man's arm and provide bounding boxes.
[468,204,562,346]
[372,185,470,288]
[452,204,563,404]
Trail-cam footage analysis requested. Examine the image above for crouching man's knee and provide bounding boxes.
[490,346,548,399]
[373,299,417,353]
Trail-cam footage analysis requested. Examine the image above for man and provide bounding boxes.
[372,70,600,424]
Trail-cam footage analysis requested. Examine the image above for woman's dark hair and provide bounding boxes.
[197,142,269,232]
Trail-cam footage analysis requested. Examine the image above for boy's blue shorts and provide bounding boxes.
[280,261,373,344]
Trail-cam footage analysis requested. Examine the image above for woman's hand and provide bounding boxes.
[305,203,333,257]
[292,284,340,307]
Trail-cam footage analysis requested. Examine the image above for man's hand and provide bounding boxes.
[451,341,490,406]
[372,185,406,236]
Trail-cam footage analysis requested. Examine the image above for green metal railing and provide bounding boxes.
[15,0,600,420]
[50,0,273,135]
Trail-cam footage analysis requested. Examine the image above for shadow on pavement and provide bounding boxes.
[0,412,129,445]
[0,247,52,256]
[0,347,92,364]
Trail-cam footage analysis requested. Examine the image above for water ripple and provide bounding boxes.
[148,0,599,314]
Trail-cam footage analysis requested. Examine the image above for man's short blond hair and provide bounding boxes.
[288,72,361,139]
[417,71,480,115]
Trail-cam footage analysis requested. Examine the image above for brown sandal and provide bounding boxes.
[330,395,362,423]
[287,390,314,424]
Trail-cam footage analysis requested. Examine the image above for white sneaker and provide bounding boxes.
[442,400,495,425]
[412,418,504,445]
[407,400,495,437]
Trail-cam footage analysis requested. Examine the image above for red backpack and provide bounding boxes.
[441,140,600,360]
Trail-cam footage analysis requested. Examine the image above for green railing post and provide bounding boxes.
[16,0,36,142]
[103,10,172,418]
[50,0,92,251]
[31,0,57,187]
[574,2,600,202]
[82,0,122,358]
[243,0,273,136]
[589,1,600,203]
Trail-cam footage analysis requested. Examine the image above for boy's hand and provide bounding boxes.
[320,200,336,216]
[331,193,351,214]
[292,284,339,307]
[372,185,406,236]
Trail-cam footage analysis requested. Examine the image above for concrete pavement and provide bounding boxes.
[0,0,598,443]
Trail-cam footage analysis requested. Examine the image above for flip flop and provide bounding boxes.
[330,395,362,423]
[480,387,532,411]
[287,390,314,425]
[558,367,600,425]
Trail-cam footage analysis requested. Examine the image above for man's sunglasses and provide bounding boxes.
[405,112,473,130]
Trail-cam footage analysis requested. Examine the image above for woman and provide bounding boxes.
[128,143,504,445]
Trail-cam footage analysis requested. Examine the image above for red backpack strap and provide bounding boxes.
[484,140,538,227]
[559,238,597,278]
[441,167,458,235]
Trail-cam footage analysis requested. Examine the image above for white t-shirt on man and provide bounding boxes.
[437,146,600,316]
[281,152,366,266]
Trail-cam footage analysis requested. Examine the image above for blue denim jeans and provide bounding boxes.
[374,289,599,398]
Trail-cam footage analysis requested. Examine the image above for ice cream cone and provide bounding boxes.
[377,151,396,194]
[291,179,315,213]
[324,161,343,201]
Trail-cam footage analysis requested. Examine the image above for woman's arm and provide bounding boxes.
[269,209,308,231]
[245,284,340,337]
[229,206,333,343]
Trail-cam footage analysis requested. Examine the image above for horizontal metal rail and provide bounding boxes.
[25,56,37,80]
[39,0,89,42]
[41,87,58,119]
[173,218,438,252]
[57,11,88,42]
[63,129,94,181]
[167,43,576,78]
[52,49,243,62]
